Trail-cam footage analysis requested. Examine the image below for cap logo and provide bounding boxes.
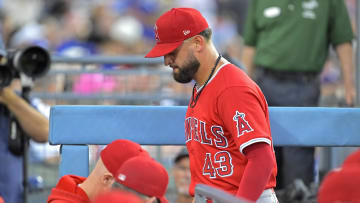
[118,174,126,181]
[154,24,160,42]
[183,30,190,36]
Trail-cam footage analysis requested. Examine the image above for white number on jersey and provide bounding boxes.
[202,151,233,178]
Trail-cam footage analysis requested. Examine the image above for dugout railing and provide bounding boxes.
[32,55,244,103]
[32,55,192,103]
[49,105,360,202]
[195,184,250,203]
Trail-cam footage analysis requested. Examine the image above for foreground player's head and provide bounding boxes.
[100,139,149,176]
[317,166,360,203]
[342,149,360,168]
[114,156,169,203]
[83,139,149,199]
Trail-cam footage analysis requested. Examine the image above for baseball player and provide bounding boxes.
[145,8,278,202]
[172,148,192,203]
[47,139,149,202]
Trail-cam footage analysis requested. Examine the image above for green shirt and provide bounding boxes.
[243,0,353,72]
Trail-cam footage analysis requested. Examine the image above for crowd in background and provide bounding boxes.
[0,0,247,108]
[0,0,245,56]
[0,0,357,107]
[0,0,358,202]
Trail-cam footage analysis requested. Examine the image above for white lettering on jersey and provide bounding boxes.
[211,125,228,148]
[200,120,212,145]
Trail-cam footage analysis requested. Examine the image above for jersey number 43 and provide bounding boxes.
[203,151,233,178]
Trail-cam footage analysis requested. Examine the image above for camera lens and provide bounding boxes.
[15,46,50,78]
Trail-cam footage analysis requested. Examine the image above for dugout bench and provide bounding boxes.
[49,106,360,202]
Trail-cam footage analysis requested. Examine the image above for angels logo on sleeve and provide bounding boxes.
[154,24,160,42]
[233,111,253,137]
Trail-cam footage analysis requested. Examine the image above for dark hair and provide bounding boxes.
[198,28,212,41]
[174,148,189,164]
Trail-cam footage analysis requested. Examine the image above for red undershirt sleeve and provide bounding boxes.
[236,142,274,201]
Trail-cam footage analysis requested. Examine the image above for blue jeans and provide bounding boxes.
[255,66,320,189]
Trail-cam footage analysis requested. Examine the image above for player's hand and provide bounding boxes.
[0,86,17,105]
[0,79,21,105]
[344,81,356,107]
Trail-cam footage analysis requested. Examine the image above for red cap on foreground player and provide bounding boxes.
[342,149,360,168]
[115,156,169,203]
[318,166,360,203]
[100,139,149,176]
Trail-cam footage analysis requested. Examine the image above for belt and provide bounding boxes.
[258,66,319,82]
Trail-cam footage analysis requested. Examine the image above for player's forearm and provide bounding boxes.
[241,46,256,78]
[4,91,49,142]
[336,42,354,88]
[336,42,356,106]
[236,143,274,201]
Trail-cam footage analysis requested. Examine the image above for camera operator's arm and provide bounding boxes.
[0,86,48,142]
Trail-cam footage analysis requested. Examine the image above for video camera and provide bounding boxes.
[1,46,51,156]
[0,46,50,88]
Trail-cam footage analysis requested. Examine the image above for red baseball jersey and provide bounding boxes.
[185,63,277,196]
[47,175,90,203]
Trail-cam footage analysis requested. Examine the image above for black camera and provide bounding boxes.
[0,46,50,88]
[3,46,51,156]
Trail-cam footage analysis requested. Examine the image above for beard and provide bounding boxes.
[172,52,200,83]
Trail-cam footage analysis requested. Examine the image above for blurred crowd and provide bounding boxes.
[0,0,246,56]
[0,0,357,107]
[0,0,249,107]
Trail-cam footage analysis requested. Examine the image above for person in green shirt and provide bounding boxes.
[241,0,355,192]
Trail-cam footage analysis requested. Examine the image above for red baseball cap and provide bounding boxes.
[115,156,169,203]
[342,149,360,168]
[100,139,149,176]
[317,166,360,203]
[92,190,142,203]
[145,7,209,58]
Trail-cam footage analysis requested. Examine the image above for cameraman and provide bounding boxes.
[0,38,49,202]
